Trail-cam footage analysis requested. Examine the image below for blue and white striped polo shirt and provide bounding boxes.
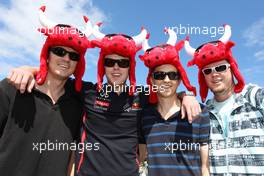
[140,105,210,176]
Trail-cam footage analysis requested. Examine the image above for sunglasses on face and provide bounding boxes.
[152,71,180,80]
[202,63,230,75]
[49,47,80,61]
[104,58,130,68]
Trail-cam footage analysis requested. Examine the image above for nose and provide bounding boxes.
[211,71,221,79]
[113,62,120,70]
[164,75,170,82]
[62,53,71,62]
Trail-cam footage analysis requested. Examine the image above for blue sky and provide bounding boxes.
[0,0,263,99]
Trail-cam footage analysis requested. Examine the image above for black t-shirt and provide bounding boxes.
[0,79,83,176]
[74,82,148,176]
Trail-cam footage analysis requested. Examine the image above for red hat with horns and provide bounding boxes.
[184,24,245,102]
[139,28,196,103]
[90,23,147,95]
[36,6,92,91]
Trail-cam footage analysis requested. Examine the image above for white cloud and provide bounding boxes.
[0,0,107,77]
[241,64,264,87]
[243,18,264,63]
[0,61,14,78]
[241,65,264,76]
[243,18,264,47]
[254,50,264,61]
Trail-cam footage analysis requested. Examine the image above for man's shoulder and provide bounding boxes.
[205,98,213,106]
[241,83,264,108]
[0,78,17,95]
[200,103,209,116]
[0,78,11,87]
[65,78,96,92]
[242,83,263,96]
[142,104,156,116]
[82,81,96,90]
[193,103,210,124]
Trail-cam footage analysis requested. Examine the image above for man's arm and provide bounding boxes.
[139,144,147,164]
[178,91,202,123]
[243,84,264,110]
[200,144,210,176]
[138,144,148,176]
[198,107,210,176]
[0,79,14,128]
[67,151,75,176]
[7,66,38,93]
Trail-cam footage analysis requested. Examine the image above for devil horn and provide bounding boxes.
[83,16,93,37]
[38,6,57,29]
[92,22,105,40]
[165,27,177,46]
[142,33,151,51]
[184,36,195,56]
[219,24,231,44]
[132,27,148,47]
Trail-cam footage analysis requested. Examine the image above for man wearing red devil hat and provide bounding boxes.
[139,29,210,176]
[0,6,91,176]
[8,14,153,175]
[73,22,152,176]
[72,24,202,175]
[185,24,264,175]
[7,7,202,176]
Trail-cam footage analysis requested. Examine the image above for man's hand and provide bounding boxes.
[7,66,38,93]
[181,95,201,123]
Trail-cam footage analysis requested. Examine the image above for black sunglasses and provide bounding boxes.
[49,47,80,61]
[152,71,180,80]
[202,63,230,75]
[104,58,130,68]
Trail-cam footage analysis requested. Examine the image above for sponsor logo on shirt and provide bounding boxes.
[132,102,141,110]
[124,102,142,112]
[95,100,110,107]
